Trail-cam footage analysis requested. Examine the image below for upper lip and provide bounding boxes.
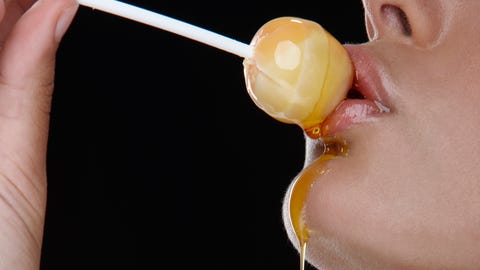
[343,44,391,105]
[319,44,392,136]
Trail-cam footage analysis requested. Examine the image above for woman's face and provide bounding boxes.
[282,0,480,269]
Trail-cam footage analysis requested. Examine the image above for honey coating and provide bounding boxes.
[289,136,348,270]
[243,17,354,138]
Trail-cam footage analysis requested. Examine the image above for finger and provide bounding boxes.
[0,0,78,158]
[0,0,36,45]
[0,0,78,89]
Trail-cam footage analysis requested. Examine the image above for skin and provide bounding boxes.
[2,0,480,269]
[282,0,480,269]
[0,0,78,269]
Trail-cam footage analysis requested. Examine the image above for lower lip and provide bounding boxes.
[321,99,385,135]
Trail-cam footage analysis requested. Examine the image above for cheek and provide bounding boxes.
[393,49,480,170]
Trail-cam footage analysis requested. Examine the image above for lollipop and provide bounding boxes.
[244,17,354,138]
[77,0,353,139]
[75,2,354,269]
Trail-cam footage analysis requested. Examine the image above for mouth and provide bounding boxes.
[320,45,392,136]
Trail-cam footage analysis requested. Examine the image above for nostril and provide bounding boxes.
[381,4,412,37]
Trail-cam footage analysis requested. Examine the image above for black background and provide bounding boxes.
[40,1,367,269]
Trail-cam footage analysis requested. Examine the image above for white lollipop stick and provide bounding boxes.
[77,0,253,59]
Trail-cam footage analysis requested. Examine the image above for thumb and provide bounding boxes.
[0,0,78,159]
[0,0,78,92]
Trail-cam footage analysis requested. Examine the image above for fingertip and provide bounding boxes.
[0,0,79,87]
[55,2,79,42]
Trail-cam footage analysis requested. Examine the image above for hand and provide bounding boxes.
[0,0,77,269]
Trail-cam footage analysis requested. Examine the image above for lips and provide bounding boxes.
[321,45,392,136]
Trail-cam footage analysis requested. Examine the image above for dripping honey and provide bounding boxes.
[289,134,348,270]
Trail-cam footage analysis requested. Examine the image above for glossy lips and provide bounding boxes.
[321,45,391,135]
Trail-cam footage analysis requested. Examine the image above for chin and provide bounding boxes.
[282,123,480,270]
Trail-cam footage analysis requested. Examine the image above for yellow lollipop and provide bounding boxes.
[76,4,354,270]
[77,1,353,138]
[244,17,354,138]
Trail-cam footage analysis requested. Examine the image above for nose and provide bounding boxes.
[362,0,445,47]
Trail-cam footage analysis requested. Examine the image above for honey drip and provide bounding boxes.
[289,135,348,270]
[304,125,322,139]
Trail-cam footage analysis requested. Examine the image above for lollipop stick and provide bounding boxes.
[77,0,253,58]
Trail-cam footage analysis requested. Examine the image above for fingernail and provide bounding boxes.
[55,4,78,42]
